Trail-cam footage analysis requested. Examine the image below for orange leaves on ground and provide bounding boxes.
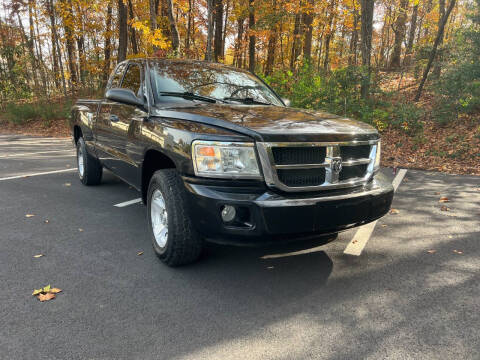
[439,196,450,203]
[32,285,62,302]
[427,250,436,254]
[440,205,450,211]
[390,208,400,215]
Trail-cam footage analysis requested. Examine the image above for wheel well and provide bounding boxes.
[142,150,176,203]
[73,126,82,144]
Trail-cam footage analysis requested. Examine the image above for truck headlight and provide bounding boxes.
[192,141,261,178]
[374,141,381,171]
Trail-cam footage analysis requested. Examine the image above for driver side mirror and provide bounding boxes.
[106,88,144,107]
[282,98,291,107]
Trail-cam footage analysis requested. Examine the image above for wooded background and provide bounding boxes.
[1,0,479,174]
[0,0,479,133]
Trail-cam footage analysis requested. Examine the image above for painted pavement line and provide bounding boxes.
[0,168,77,181]
[114,198,142,207]
[0,150,75,158]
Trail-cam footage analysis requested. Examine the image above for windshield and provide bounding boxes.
[149,61,283,106]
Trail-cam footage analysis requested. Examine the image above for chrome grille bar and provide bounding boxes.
[256,140,379,192]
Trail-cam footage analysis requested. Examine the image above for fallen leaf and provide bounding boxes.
[32,289,42,296]
[137,251,144,256]
[427,250,436,254]
[25,214,35,218]
[43,284,51,293]
[64,182,71,187]
[33,254,44,258]
[44,219,49,224]
[381,224,387,227]
[352,239,358,244]
[453,249,463,254]
[439,196,449,203]
[49,288,62,294]
[390,209,400,215]
[37,293,56,302]
[441,205,449,211]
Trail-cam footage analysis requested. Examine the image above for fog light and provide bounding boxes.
[221,205,236,223]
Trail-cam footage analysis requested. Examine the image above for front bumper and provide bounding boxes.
[183,172,394,245]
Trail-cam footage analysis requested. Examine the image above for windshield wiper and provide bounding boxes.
[223,97,272,105]
[159,91,218,103]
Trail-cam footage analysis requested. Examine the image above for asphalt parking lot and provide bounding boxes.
[1,134,479,360]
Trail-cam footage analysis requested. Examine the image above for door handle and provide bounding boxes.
[109,114,119,122]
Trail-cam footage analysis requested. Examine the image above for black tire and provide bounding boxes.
[147,169,203,266]
[76,137,102,185]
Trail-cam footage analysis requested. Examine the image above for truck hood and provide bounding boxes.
[151,103,378,142]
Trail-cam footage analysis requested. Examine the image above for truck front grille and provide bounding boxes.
[272,147,326,165]
[257,141,379,192]
[277,168,326,187]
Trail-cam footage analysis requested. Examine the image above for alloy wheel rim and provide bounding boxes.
[151,189,168,248]
[78,146,84,177]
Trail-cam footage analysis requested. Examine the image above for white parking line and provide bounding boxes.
[343,169,408,256]
[114,198,142,207]
[0,150,74,158]
[0,168,77,181]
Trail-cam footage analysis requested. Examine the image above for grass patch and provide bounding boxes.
[3,100,71,125]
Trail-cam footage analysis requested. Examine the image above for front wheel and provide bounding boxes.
[147,169,203,266]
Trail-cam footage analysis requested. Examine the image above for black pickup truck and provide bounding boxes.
[70,58,394,266]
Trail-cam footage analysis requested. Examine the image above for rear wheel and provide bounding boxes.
[147,169,203,266]
[76,137,102,185]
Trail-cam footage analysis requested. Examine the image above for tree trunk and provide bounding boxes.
[432,0,446,77]
[205,0,214,61]
[117,0,128,62]
[61,0,78,91]
[360,0,374,98]
[302,0,314,64]
[185,0,193,51]
[349,3,359,65]
[323,2,337,72]
[233,17,245,67]
[290,11,302,71]
[27,0,40,91]
[214,0,223,61]
[406,3,418,55]
[103,1,113,84]
[166,0,180,54]
[77,35,86,85]
[128,0,139,54]
[414,0,456,101]
[149,0,158,51]
[389,0,409,69]
[46,0,60,88]
[223,0,230,55]
[248,0,256,72]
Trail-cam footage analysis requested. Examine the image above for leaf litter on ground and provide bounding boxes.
[32,284,62,302]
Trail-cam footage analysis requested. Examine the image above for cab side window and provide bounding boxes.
[106,63,126,90]
[121,64,142,97]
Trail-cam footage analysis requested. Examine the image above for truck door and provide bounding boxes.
[106,62,147,187]
[94,62,127,168]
